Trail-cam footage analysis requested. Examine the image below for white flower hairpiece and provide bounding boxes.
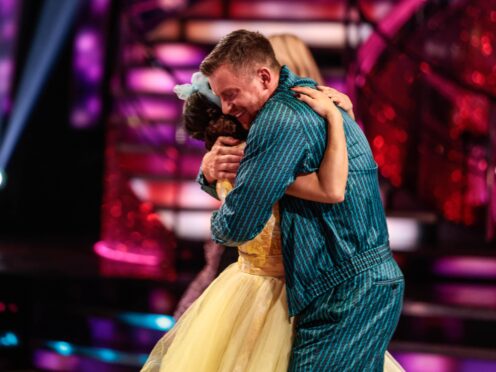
[173,72,221,107]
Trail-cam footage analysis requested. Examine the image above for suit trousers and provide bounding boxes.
[288,255,404,371]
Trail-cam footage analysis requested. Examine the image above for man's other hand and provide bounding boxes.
[201,136,245,183]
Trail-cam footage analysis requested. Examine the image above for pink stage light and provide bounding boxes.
[75,29,99,53]
[394,353,457,372]
[179,153,204,178]
[433,256,496,279]
[186,21,346,48]
[0,59,13,95]
[71,1,109,129]
[126,98,179,121]
[33,350,79,371]
[230,1,345,20]
[155,44,206,67]
[94,241,162,266]
[91,0,110,14]
[158,210,213,241]
[127,68,175,93]
[118,152,179,176]
[434,283,496,308]
[129,179,220,209]
[174,68,200,84]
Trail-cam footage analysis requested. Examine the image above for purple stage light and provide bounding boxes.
[148,288,176,314]
[130,98,180,121]
[34,350,79,371]
[155,43,206,66]
[0,0,18,15]
[87,317,117,342]
[71,108,91,128]
[433,256,496,280]
[0,59,13,95]
[1,18,15,39]
[127,68,175,93]
[75,28,99,53]
[434,283,496,308]
[173,68,199,84]
[0,0,20,123]
[324,76,347,94]
[90,0,110,14]
[393,353,457,372]
[121,122,176,147]
[70,1,109,129]
[86,95,102,115]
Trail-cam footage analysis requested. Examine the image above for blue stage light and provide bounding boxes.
[0,332,19,347]
[119,312,175,331]
[46,341,73,356]
[44,340,148,366]
[98,348,119,362]
[0,0,82,170]
[155,315,174,330]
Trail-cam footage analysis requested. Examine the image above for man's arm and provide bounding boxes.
[211,101,308,246]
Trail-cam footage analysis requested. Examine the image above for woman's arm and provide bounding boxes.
[285,86,349,203]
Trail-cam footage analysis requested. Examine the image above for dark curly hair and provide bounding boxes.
[183,92,248,150]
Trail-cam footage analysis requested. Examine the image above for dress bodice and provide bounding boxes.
[216,180,284,277]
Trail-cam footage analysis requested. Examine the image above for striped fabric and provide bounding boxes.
[205,66,394,317]
[289,257,404,371]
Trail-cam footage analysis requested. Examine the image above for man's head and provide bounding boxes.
[200,30,281,128]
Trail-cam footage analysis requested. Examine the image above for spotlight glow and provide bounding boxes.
[0,169,5,188]
[47,341,73,356]
[0,0,81,170]
[0,331,19,347]
[41,341,148,367]
[118,312,175,331]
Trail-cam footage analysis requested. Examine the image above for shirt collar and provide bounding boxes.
[276,65,317,93]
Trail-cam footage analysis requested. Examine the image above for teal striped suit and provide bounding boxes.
[201,66,404,370]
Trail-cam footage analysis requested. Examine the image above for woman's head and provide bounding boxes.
[183,92,248,150]
[268,33,323,85]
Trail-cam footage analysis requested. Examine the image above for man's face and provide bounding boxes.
[209,64,269,129]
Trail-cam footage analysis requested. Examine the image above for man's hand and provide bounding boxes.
[201,136,245,183]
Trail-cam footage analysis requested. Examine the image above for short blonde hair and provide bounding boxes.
[268,33,323,85]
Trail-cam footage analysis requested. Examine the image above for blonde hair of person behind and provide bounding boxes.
[268,33,324,85]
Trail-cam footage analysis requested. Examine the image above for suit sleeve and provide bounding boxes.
[211,101,309,246]
[196,170,220,200]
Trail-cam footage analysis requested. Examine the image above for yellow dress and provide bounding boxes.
[141,180,404,372]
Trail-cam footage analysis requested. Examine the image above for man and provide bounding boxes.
[198,30,404,371]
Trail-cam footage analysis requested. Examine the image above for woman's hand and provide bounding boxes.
[291,86,342,123]
[286,85,348,203]
[316,86,355,120]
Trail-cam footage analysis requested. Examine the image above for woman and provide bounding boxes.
[141,73,404,371]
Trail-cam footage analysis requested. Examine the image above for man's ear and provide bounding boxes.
[257,67,272,87]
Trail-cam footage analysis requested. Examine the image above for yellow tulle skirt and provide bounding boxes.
[141,263,404,372]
